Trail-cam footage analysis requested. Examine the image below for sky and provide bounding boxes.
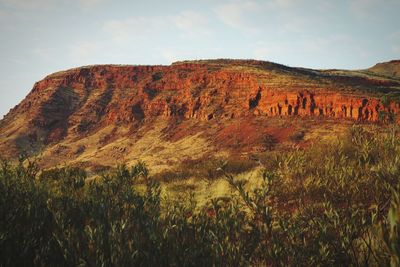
[0,0,399,118]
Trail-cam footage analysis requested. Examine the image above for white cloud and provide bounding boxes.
[68,41,105,64]
[169,10,211,38]
[213,0,261,33]
[104,10,212,43]
[213,0,330,35]
[71,10,214,65]
[103,17,163,43]
[252,34,365,66]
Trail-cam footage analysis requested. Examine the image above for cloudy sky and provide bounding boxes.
[0,0,399,118]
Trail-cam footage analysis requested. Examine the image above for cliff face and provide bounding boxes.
[7,61,400,128]
[1,59,400,167]
[254,90,396,122]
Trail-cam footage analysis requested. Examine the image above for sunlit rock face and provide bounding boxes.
[1,59,399,147]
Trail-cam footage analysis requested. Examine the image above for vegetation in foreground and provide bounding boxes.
[1,125,400,266]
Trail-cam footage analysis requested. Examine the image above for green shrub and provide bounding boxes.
[0,124,399,266]
[154,157,257,182]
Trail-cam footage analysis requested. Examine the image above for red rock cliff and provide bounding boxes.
[2,60,400,145]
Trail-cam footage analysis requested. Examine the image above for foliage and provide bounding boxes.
[379,95,397,123]
[0,125,399,266]
[378,110,397,123]
[262,133,277,151]
[154,157,257,182]
[382,95,391,108]
[289,130,305,142]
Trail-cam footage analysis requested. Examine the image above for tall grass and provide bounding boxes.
[0,125,399,266]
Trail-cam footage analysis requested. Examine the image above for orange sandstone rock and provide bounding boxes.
[1,60,399,148]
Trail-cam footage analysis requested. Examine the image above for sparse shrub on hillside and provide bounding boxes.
[382,95,391,108]
[378,95,397,123]
[378,110,397,123]
[90,163,111,174]
[0,124,399,266]
[289,130,305,142]
[130,160,149,179]
[154,157,257,182]
[262,133,277,151]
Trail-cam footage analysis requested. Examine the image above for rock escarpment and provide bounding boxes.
[1,59,400,154]
[253,90,397,122]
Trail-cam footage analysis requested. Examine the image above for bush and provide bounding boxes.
[154,157,257,182]
[289,130,305,142]
[262,133,277,151]
[0,124,399,266]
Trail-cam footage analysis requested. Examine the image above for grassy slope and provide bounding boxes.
[366,60,400,79]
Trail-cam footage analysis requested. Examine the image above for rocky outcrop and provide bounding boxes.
[253,90,399,123]
[2,60,400,146]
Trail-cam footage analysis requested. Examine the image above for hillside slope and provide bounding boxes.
[0,59,399,171]
[366,60,400,79]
